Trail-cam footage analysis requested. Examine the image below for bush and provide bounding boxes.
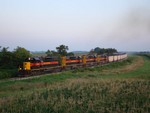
[0,69,18,79]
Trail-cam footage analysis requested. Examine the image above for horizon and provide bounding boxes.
[1,45,150,53]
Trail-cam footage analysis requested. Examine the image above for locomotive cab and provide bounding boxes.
[18,61,31,76]
[26,57,42,63]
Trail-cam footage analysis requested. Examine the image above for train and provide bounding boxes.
[18,53,127,76]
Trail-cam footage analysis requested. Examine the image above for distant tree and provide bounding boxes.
[45,49,53,56]
[1,47,9,52]
[67,52,74,56]
[0,47,14,68]
[94,47,100,54]
[100,48,106,55]
[51,50,59,56]
[13,46,31,66]
[56,45,69,56]
[93,47,117,55]
[106,48,117,55]
[45,50,60,56]
[89,49,95,55]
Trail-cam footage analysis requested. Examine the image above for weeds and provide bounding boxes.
[0,79,149,113]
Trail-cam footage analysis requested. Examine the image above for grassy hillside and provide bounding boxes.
[0,55,149,113]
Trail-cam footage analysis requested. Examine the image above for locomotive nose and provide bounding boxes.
[23,62,31,70]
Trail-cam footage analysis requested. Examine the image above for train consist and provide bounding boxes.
[19,53,127,76]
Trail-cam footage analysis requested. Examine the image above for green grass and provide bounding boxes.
[0,55,150,112]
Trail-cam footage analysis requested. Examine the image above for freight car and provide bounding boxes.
[18,53,127,76]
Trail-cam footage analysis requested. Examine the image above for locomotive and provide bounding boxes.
[18,53,127,76]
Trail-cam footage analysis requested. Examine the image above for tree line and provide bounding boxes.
[89,47,117,55]
[0,45,118,69]
[0,46,31,69]
[45,45,74,57]
[46,45,118,57]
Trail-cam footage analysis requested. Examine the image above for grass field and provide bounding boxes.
[0,55,149,113]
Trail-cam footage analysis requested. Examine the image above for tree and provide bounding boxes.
[1,47,9,52]
[13,46,31,66]
[56,45,69,56]
[93,47,118,55]
[94,47,100,54]
[106,48,117,55]
[45,49,52,56]
[89,49,95,55]
[0,47,14,68]
[51,50,59,56]
[67,52,74,56]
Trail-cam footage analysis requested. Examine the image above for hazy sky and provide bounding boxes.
[0,0,150,51]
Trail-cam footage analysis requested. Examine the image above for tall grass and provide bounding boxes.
[0,79,149,113]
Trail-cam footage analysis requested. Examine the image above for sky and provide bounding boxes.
[0,0,150,52]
